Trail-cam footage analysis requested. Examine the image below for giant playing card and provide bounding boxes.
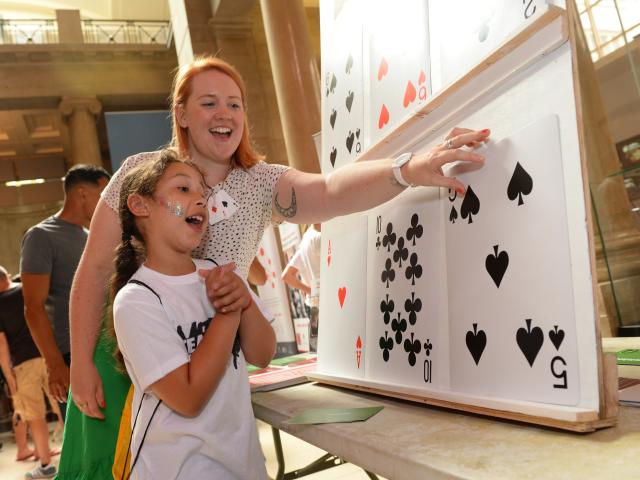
[445,115,579,406]
[318,214,368,379]
[365,188,447,388]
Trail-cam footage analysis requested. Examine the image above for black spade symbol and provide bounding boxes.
[460,186,480,224]
[449,205,458,224]
[516,319,544,367]
[345,53,354,74]
[355,128,361,139]
[485,245,509,288]
[507,162,533,206]
[329,147,337,167]
[346,131,355,153]
[549,326,565,350]
[330,73,337,93]
[329,109,337,129]
[466,323,486,365]
[222,200,228,208]
[345,90,354,112]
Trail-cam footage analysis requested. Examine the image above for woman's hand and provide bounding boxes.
[200,263,251,313]
[403,128,490,193]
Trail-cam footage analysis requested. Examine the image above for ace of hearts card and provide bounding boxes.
[317,214,368,379]
[444,115,579,406]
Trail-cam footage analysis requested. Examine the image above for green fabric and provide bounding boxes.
[55,330,131,480]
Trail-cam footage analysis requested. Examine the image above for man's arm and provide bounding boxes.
[0,332,17,395]
[21,273,68,402]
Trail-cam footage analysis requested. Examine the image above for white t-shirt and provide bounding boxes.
[113,259,268,480]
[287,226,321,306]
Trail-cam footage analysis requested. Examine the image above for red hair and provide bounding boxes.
[170,56,264,169]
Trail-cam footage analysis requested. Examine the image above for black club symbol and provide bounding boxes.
[405,252,423,286]
[379,331,393,362]
[382,222,396,252]
[424,339,433,357]
[381,258,395,288]
[393,236,408,267]
[380,294,395,324]
[406,214,423,246]
[375,237,381,250]
[403,332,422,366]
[404,292,422,326]
[391,312,407,344]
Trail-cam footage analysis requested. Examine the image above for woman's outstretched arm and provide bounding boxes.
[272,128,490,224]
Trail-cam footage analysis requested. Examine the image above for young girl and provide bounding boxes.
[110,150,275,479]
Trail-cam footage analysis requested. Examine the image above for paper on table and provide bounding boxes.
[287,406,384,425]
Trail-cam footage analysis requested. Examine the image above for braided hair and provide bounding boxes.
[108,149,204,365]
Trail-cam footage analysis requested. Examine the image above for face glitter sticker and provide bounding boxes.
[166,200,185,217]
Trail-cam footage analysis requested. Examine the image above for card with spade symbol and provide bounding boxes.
[445,115,579,405]
[363,0,432,150]
[430,0,545,89]
[317,214,368,379]
[365,188,446,388]
[320,0,365,174]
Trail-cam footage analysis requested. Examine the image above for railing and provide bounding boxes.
[0,19,59,44]
[82,20,171,45]
[0,18,171,46]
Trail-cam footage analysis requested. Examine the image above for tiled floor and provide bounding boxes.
[0,421,379,479]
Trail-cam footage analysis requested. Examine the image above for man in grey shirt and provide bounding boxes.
[20,164,110,424]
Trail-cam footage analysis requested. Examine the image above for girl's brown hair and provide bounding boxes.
[170,56,264,169]
[108,149,204,365]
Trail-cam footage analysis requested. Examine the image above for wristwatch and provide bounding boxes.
[392,152,413,188]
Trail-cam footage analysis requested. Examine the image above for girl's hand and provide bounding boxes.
[199,263,251,313]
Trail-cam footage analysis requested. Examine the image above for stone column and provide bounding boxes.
[259,0,321,174]
[59,97,102,167]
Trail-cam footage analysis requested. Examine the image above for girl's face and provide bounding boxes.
[146,162,208,253]
[177,69,245,167]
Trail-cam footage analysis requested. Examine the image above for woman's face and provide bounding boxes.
[177,69,245,167]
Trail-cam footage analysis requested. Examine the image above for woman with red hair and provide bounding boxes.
[57,56,489,479]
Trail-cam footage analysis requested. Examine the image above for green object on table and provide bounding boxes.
[287,406,384,425]
[617,349,640,366]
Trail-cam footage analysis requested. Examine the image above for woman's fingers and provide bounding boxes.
[433,148,485,170]
[442,129,490,150]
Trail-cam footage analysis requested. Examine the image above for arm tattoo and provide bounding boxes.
[275,187,298,218]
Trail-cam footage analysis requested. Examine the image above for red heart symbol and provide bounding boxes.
[418,69,426,85]
[378,104,390,129]
[403,80,417,108]
[377,57,388,81]
[212,206,217,213]
[338,287,347,308]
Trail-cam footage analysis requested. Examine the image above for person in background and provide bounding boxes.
[0,266,59,478]
[281,224,322,350]
[20,164,110,425]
